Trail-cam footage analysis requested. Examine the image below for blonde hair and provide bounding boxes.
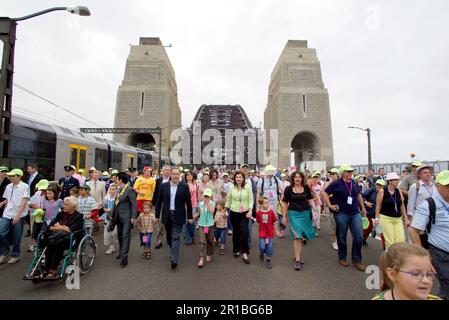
[216,199,225,209]
[64,196,79,211]
[380,242,430,291]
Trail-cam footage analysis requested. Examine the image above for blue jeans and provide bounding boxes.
[259,238,273,257]
[140,232,153,248]
[184,220,196,245]
[248,218,253,247]
[334,212,363,263]
[227,208,232,230]
[214,228,227,244]
[0,217,24,257]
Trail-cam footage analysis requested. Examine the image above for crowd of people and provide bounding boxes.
[0,160,448,300]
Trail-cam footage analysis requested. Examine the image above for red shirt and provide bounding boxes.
[256,209,278,239]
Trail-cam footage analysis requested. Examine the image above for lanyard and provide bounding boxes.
[343,179,353,196]
[423,183,434,197]
[388,189,398,213]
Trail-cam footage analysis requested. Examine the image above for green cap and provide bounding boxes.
[312,171,321,178]
[203,188,213,198]
[102,171,109,176]
[264,164,276,173]
[376,179,386,186]
[0,166,9,172]
[36,179,49,191]
[179,167,184,171]
[411,160,423,167]
[362,217,370,230]
[355,175,362,180]
[111,169,119,175]
[79,183,90,190]
[339,164,354,173]
[329,168,339,174]
[7,168,24,176]
[222,172,229,177]
[435,170,449,186]
[281,173,287,178]
[33,208,45,223]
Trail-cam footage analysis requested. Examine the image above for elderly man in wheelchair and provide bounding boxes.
[23,196,96,281]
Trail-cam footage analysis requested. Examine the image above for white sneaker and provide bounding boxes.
[228,230,233,235]
[27,245,35,252]
[106,245,115,255]
[8,257,19,264]
[332,242,338,251]
[0,255,9,264]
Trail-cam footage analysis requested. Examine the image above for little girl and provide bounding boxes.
[255,197,278,269]
[137,201,157,259]
[214,200,228,255]
[42,187,64,225]
[197,188,216,268]
[372,242,440,300]
[103,184,118,255]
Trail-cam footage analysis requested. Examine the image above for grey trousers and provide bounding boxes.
[117,214,132,262]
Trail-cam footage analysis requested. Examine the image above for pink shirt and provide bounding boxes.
[188,182,198,208]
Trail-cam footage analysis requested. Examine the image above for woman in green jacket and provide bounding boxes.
[225,171,253,264]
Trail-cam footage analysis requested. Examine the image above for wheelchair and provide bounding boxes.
[23,226,96,283]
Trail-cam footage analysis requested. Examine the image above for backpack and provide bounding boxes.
[261,177,281,200]
[420,197,436,250]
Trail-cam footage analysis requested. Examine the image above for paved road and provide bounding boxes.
[0,216,388,300]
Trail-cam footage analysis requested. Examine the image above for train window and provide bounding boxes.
[36,141,56,159]
[69,148,77,167]
[36,159,55,181]
[10,137,35,157]
[37,130,56,142]
[95,149,108,171]
[79,149,87,171]
[111,151,122,170]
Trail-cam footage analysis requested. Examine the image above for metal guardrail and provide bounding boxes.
[350,160,449,175]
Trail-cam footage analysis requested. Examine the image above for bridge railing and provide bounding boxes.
[350,160,449,175]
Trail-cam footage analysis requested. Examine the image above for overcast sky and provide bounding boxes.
[3,0,449,165]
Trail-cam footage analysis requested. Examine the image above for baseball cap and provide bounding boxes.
[0,166,9,172]
[375,179,386,186]
[203,188,213,198]
[329,168,339,174]
[111,169,119,175]
[89,167,96,172]
[280,173,287,178]
[312,171,321,178]
[36,179,49,190]
[78,169,84,173]
[143,166,151,171]
[386,172,400,181]
[241,164,249,169]
[7,168,24,176]
[222,172,229,177]
[339,164,354,173]
[264,164,276,173]
[411,161,423,167]
[79,184,90,190]
[435,170,449,186]
[102,171,109,176]
[362,217,370,230]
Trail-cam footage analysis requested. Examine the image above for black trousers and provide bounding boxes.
[117,215,132,263]
[230,210,249,254]
[45,235,70,271]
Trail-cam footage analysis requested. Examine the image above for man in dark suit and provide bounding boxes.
[155,167,193,270]
[152,165,171,249]
[58,166,80,200]
[109,172,137,268]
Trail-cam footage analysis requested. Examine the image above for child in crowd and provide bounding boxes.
[137,202,157,259]
[214,200,228,255]
[255,196,278,269]
[70,186,80,198]
[372,242,440,300]
[103,184,118,255]
[197,188,216,268]
[78,184,97,235]
[28,181,49,252]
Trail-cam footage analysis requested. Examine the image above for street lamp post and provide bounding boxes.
[0,6,90,159]
[348,126,372,171]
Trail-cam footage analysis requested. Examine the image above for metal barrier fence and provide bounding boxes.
[350,160,449,175]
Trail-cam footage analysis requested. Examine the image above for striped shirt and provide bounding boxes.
[78,196,97,228]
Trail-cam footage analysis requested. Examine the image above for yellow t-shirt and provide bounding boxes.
[134,176,156,201]
[372,290,442,300]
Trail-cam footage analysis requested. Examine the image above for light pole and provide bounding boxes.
[348,126,372,171]
[0,6,90,159]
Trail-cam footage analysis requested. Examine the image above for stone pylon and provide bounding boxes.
[264,40,334,169]
[114,37,181,166]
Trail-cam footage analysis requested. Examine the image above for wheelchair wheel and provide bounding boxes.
[76,235,96,275]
